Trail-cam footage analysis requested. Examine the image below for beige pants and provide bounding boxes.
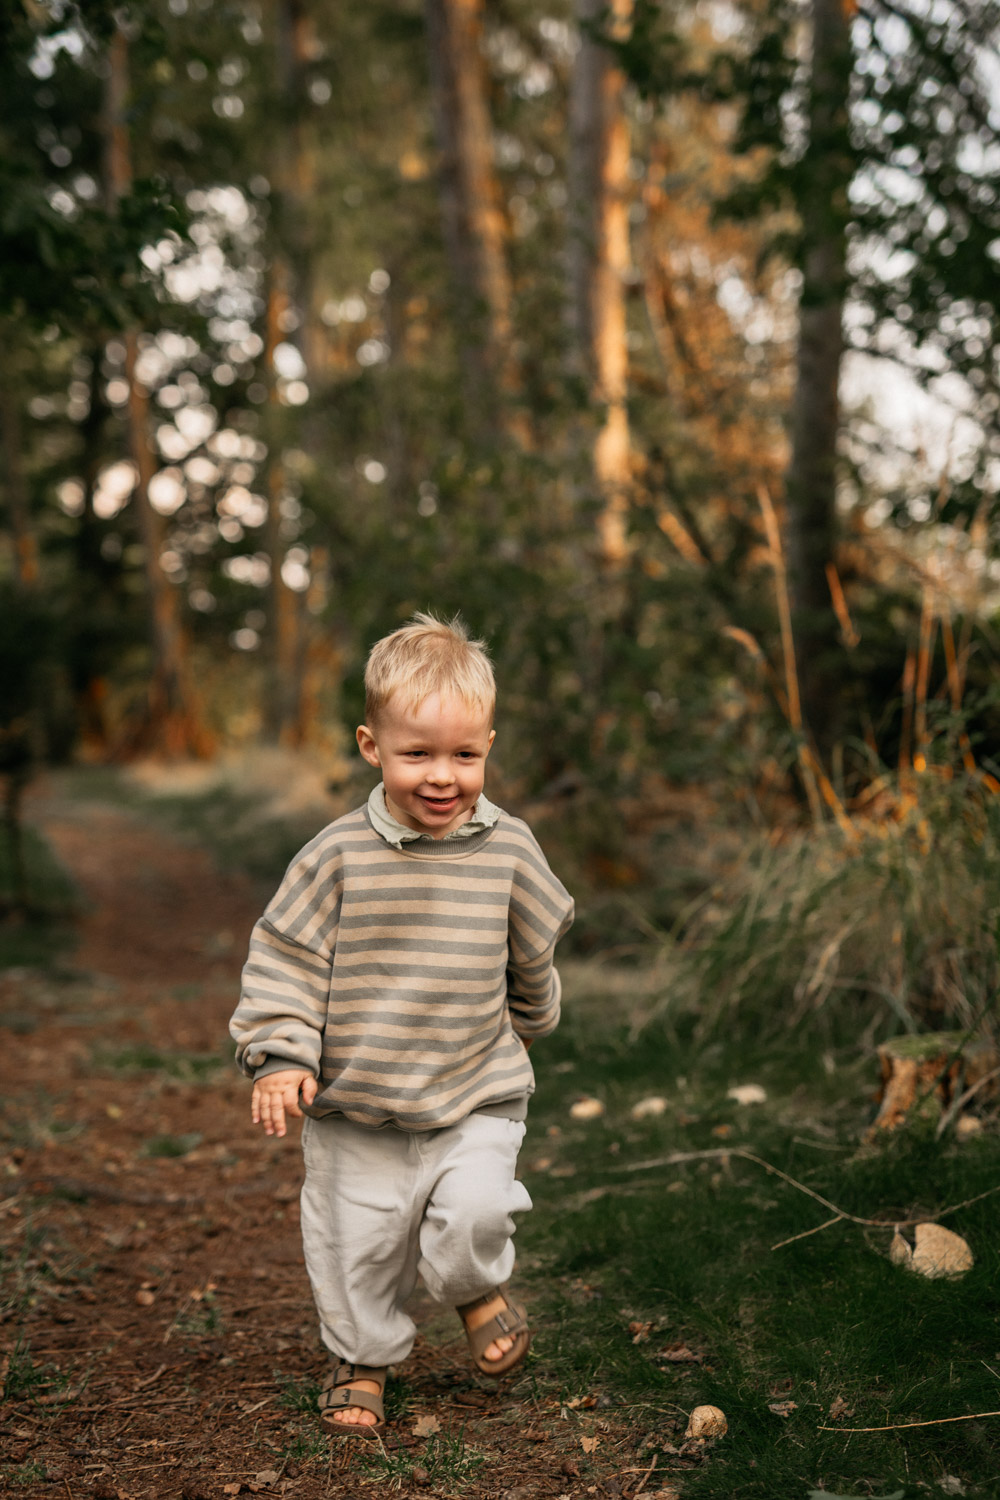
[299,1111,531,1365]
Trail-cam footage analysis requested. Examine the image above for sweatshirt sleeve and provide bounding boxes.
[229,829,343,1078]
[505,825,575,1040]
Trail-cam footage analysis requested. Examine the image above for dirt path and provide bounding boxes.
[1,794,639,1500]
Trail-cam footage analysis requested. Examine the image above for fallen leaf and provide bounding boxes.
[657,1343,704,1365]
[630,1096,667,1120]
[939,1478,966,1496]
[955,1115,982,1138]
[580,1435,600,1454]
[711,1123,732,1138]
[629,1320,653,1343]
[570,1097,605,1121]
[726,1084,767,1105]
[768,1400,798,1417]
[891,1222,973,1279]
[254,1472,280,1487]
[827,1395,853,1421]
[222,1486,242,1497]
[412,1414,441,1437]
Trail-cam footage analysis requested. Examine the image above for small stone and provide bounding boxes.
[684,1404,728,1440]
[630,1096,667,1120]
[570,1097,605,1121]
[727,1084,767,1105]
[135,1288,155,1307]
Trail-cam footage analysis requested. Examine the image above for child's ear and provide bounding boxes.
[356,725,382,768]
[486,729,496,754]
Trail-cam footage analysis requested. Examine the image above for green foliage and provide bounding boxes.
[521,966,1000,1500]
[668,768,1000,1044]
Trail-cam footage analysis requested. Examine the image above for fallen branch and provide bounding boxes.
[613,1147,1000,1237]
[819,1409,1000,1433]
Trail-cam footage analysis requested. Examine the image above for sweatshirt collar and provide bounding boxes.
[367,783,501,850]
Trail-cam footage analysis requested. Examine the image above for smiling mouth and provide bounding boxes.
[420,794,459,808]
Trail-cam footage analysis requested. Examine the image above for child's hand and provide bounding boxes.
[251,1069,317,1138]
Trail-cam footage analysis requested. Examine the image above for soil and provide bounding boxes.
[1,791,667,1500]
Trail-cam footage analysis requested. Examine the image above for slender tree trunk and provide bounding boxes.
[260,0,323,746]
[104,26,206,756]
[784,0,852,751]
[424,0,522,436]
[0,341,38,589]
[568,0,633,565]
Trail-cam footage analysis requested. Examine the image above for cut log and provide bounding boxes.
[865,1033,998,1141]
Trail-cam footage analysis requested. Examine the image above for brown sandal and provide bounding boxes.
[319,1362,387,1435]
[456,1285,531,1376]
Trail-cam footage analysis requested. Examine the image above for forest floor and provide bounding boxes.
[0,785,675,1500]
[4,776,1000,1500]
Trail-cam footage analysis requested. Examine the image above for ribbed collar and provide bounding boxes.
[366,782,501,851]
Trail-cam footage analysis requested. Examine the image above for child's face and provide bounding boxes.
[356,692,496,839]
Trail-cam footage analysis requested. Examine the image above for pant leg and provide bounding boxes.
[299,1115,424,1366]
[416,1114,532,1307]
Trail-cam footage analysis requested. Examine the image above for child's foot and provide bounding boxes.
[463,1292,517,1362]
[457,1286,531,1376]
[319,1362,386,1434]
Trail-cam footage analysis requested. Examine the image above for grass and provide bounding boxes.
[354,1428,489,1486]
[93,1043,226,1080]
[0,823,77,970]
[518,959,1000,1500]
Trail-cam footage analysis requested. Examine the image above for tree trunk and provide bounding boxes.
[260,0,323,746]
[784,0,851,751]
[568,0,633,565]
[0,339,38,589]
[424,0,522,436]
[104,26,207,757]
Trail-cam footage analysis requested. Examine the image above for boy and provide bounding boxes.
[230,613,574,1434]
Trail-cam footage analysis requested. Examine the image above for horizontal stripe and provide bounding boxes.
[231,805,573,1129]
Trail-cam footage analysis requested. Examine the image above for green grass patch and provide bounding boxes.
[140,1131,204,1158]
[354,1428,488,1486]
[92,1043,226,1080]
[0,823,77,969]
[520,969,1000,1500]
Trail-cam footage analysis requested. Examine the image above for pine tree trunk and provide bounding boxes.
[568,0,633,564]
[260,0,320,746]
[0,340,38,590]
[104,26,206,757]
[424,0,521,435]
[785,0,851,751]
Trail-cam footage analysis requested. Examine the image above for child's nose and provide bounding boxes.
[426,758,454,784]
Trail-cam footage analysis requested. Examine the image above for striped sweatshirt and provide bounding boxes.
[230,804,574,1131]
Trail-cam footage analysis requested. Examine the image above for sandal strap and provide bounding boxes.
[457,1286,529,1361]
[319,1362,387,1422]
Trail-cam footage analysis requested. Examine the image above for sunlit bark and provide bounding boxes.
[261,0,323,746]
[568,0,633,564]
[424,0,522,434]
[784,0,851,751]
[104,26,207,756]
[0,340,38,589]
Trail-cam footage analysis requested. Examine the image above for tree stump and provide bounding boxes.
[865,1033,998,1141]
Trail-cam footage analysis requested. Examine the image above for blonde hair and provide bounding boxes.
[364,612,495,725]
